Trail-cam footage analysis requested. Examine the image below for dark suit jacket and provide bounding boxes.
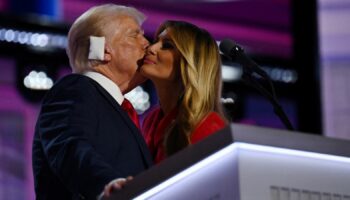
[32,74,153,200]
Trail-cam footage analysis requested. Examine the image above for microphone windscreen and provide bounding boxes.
[219,39,236,56]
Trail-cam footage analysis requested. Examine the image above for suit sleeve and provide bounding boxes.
[36,81,120,199]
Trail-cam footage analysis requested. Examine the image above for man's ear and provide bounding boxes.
[104,46,112,61]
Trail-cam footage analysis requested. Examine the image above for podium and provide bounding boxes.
[105,123,350,200]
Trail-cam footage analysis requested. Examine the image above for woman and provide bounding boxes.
[102,20,228,195]
[141,20,229,164]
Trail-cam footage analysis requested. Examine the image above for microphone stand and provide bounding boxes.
[241,70,295,131]
[220,41,294,130]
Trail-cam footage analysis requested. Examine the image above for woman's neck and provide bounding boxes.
[154,81,182,115]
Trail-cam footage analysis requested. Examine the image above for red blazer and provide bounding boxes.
[142,106,226,164]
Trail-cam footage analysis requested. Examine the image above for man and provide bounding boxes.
[32,4,153,200]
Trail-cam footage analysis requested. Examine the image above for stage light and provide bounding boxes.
[125,86,151,114]
[18,31,29,44]
[261,66,298,83]
[4,29,15,42]
[221,64,242,82]
[23,70,53,90]
[0,27,67,49]
[221,97,235,104]
[16,61,59,103]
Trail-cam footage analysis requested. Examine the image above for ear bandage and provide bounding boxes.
[88,36,105,60]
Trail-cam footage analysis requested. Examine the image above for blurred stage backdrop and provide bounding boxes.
[0,0,349,199]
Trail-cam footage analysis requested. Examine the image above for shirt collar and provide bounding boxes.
[84,71,124,105]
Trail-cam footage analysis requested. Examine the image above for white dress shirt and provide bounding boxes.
[84,71,124,106]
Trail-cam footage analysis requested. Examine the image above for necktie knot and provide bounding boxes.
[121,98,140,129]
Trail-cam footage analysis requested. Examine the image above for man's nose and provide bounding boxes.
[142,36,150,49]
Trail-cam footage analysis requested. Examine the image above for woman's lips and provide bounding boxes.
[143,58,156,65]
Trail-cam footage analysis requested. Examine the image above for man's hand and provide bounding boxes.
[98,176,133,199]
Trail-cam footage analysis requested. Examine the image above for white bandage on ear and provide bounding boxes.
[88,36,105,60]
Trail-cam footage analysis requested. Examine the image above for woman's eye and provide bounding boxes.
[162,41,174,49]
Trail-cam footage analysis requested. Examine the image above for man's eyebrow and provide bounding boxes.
[131,28,143,34]
[138,29,145,35]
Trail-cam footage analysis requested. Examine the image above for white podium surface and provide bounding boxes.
[106,124,350,200]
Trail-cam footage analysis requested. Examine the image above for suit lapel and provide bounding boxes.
[91,80,153,167]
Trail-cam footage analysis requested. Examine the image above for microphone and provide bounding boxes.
[219,39,268,79]
[220,38,294,131]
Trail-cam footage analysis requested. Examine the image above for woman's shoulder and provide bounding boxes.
[191,112,227,144]
[206,112,227,124]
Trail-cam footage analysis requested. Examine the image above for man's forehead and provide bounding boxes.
[121,19,141,32]
[114,15,139,27]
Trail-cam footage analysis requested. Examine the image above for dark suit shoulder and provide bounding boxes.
[43,74,98,103]
[51,73,94,91]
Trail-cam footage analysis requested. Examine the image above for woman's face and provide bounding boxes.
[141,28,181,83]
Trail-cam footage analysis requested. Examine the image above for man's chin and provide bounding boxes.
[136,58,144,72]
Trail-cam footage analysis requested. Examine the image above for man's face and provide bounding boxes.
[109,16,149,87]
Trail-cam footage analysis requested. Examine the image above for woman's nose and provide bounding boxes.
[146,44,157,55]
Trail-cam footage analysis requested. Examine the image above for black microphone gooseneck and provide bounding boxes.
[219,39,294,131]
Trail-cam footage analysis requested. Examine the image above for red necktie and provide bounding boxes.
[121,98,140,129]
